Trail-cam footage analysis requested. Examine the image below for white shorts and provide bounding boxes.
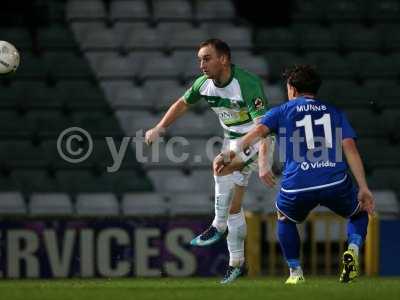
[221,135,275,186]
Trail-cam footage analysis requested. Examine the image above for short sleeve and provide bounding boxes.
[246,79,268,120]
[261,106,280,133]
[183,75,207,105]
[340,112,357,140]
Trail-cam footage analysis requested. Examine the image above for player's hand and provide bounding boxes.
[214,151,235,175]
[358,187,375,215]
[144,126,165,145]
[259,168,276,187]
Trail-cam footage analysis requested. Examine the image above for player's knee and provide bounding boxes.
[213,156,225,175]
[212,157,221,175]
[213,157,245,176]
[229,202,241,214]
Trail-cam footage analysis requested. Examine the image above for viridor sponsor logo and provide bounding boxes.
[311,161,336,168]
[301,162,310,170]
[301,161,336,171]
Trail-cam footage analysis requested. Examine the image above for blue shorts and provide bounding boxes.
[276,175,360,223]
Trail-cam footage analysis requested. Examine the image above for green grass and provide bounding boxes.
[0,277,399,300]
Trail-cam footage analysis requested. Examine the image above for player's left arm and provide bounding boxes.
[247,80,277,186]
[228,102,280,169]
[340,111,375,214]
[238,123,270,155]
[253,117,277,187]
[219,123,270,167]
[343,138,375,215]
[215,122,271,174]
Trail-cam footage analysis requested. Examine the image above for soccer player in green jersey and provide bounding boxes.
[145,39,274,283]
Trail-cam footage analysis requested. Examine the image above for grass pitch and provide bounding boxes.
[0,277,399,300]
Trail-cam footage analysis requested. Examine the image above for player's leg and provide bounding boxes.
[347,210,368,258]
[219,138,273,283]
[320,177,369,282]
[276,212,304,284]
[190,155,245,247]
[190,135,254,247]
[339,209,368,283]
[219,142,263,284]
[221,173,249,284]
[276,190,317,284]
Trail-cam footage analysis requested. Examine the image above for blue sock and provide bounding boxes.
[347,211,369,248]
[277,219,301,269]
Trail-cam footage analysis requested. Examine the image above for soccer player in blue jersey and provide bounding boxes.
[217,64,375,284]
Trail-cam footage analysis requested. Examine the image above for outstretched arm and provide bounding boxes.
[343,138,375,215]
[216,123,270,173]
[238,124,276,186]
[258,135,277,187]
[238,123,270,154]
[145,97,189,145]
[252,116,276,187]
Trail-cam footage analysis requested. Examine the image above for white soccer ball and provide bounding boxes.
[0,41,20,74]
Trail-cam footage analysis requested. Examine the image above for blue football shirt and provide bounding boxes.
[261,96,356,192]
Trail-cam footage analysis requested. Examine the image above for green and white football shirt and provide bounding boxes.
[183,65,268,139]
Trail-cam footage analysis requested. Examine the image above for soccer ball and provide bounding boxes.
[0,41,20,74]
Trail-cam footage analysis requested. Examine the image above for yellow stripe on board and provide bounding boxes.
[245,211,262,276]
[365,213,380,276]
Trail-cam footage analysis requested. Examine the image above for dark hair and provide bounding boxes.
[283,64,322,95]
[198,38,231,61]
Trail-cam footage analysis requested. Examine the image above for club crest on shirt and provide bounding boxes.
[253,97,264,110]
[230,100,241,110]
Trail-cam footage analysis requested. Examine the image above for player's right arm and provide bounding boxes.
[145,75,206,145]
[342,138,375,215]
[145,97,189,145]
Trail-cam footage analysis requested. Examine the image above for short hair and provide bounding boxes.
[198,38,231,61]
[283,64,322,95]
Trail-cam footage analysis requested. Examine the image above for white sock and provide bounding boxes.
[212,174,234,233]
[290,266,303,277]
[348,243,359,255]
[227,209,247,267]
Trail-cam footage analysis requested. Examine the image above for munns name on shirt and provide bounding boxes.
[296,104,327,112]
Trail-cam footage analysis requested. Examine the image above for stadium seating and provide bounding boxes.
[29,193,73,216]
[0,192,26,215]
[0,27,33,50]
[367,0,400,23]
[168,193,213,216]
[101,81,153,109]
[110,0,150,22]
[66,0,106,21]
[0,1,156,218]
[168,111,221,137]
[194,0,236,21]
[0,141,46,167]
[255,27,299,51]
[0,0,398,218]
[122,192,168,216]
[297,26,338,51]
[373,190,400,218]
[114,110,161,135]
[148,169,214,194]
[153,0,193,21]
[76,193,120,216]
